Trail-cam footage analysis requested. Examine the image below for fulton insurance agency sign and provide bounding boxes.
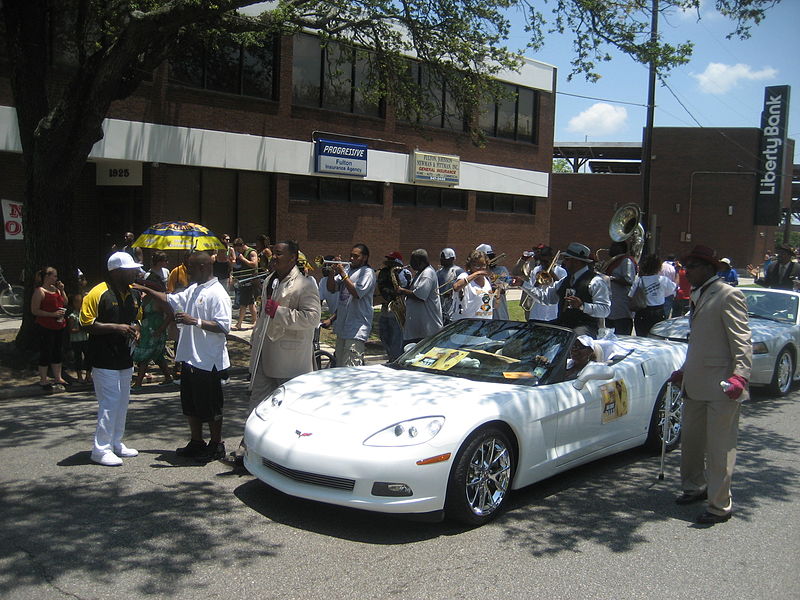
[754,85,791,225]
[315,139,368,177]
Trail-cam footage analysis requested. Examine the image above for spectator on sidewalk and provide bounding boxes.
[81,252,142,466]
[31,266,68,390]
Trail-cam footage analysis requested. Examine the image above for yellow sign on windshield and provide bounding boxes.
[411,348,469,371]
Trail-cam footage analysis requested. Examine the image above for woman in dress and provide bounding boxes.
[30,266,69,389]
[131,275,173,387]
[450,250,494,321]
[629,254,677,336]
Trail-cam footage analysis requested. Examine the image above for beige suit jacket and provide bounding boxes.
[249,266,321,381]
[682,277,752,401]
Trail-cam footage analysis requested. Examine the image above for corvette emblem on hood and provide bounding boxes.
[295,430,312,437]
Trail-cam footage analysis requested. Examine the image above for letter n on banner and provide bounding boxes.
[754,85,790,226]
[2,199,24,240]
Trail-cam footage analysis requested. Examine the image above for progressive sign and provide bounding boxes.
[315,139,368,177]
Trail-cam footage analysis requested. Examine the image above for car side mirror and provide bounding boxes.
[573,364,615,390]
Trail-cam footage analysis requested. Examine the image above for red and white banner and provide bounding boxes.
[2,199,23,240]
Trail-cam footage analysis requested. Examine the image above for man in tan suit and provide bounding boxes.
[668,245,751,524]
[248,240,321,409]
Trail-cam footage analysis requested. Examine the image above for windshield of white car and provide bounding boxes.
[743,290,797,324]
[389,319,573,386]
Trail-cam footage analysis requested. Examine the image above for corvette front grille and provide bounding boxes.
[261,457,355,491]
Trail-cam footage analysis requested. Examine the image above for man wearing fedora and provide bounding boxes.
[748,244,799,290]
[523,242,610,337]
[669,244,751,525]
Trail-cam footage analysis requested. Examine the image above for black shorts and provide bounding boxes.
[180,363,225,421]
[239,284,254,306]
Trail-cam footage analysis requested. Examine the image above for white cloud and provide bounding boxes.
[692,62,777,94]
[566,103,628,136]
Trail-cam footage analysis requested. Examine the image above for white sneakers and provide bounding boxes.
[114,443,139,457]
[91,443,139,466]
[91,450,123,466]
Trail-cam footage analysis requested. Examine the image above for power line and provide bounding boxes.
[555,90,647,108]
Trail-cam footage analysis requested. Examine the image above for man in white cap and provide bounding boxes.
[523,242,610,337]
[476,243,511,320]
[80,252,143,466]
[437,248,464,325]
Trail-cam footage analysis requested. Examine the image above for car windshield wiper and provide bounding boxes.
[747,312,784,323]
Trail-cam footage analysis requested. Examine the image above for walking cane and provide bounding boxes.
[658,382,674,480]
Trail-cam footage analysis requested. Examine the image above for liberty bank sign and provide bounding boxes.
[755,85,791,225]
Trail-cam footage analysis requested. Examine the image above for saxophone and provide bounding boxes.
[389,265,407,327]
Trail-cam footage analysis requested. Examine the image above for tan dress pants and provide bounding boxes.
[680,394,740,516]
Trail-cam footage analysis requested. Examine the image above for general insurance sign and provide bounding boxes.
[754,85,791,225]
[315,139,368,177]
[411,151,460,185]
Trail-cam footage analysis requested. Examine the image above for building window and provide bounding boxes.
[480,83,539,144]
[402,63,465,132]
[288,175,381,204]
[292,34,381,117]
[393,185,467,209]
[169,34,276,99]
[476,192,535,214]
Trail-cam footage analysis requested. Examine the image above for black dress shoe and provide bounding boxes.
[675,490,708,505]
[696,510,732,524]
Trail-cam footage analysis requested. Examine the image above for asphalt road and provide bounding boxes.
[1,377,797,600]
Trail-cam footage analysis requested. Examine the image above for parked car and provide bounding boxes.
[650,287,800,396]
[243,319,686,525]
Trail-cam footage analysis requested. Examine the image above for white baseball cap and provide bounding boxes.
[475,243,493,254]
[441,248,456,259]
[720,257,731,266]
[107,251,143,271]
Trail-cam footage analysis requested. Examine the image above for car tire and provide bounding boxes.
[445,426,515,526]
[644,382,682,453]
[768,347,794,396]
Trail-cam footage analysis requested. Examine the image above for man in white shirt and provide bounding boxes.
[327,244,377,367]
[523,242,610,337]
[134,251,231,462]
[527,246,567,323]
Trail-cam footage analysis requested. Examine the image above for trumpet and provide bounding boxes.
[313,256,350,268]
[535,251,562,286]
[488,252,507,267]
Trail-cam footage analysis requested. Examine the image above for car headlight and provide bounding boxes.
[364,416,445,447]
[254,386,285,420]
[752,342,769,354]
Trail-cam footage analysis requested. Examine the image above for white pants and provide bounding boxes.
[92,367,133,455]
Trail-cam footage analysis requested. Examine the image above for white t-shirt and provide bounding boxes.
[318,276,339,314]
[451,272,493,320]
[168,277,231,371]
[528,264,567,321]
[630,274,677,307]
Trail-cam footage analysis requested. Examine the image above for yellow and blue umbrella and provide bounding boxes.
[132,221,225,252]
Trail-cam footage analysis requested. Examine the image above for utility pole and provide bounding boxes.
[641,0,659,254]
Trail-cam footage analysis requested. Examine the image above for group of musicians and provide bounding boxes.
[236,238,627,387]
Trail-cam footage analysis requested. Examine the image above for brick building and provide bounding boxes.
[0,33,555,283]
[551,129,795,269]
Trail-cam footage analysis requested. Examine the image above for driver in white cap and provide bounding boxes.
[523,242,610,337]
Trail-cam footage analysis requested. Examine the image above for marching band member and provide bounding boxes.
[476,243,510,320]
[528,246,566,323]
[451,250,494,321]
[397,249,442,344]
[436,248,464,326]
[522,242,610,337]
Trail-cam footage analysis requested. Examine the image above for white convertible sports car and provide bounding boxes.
[244,320,686,525]
[650,287,800,396]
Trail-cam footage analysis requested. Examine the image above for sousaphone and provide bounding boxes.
[596,203,645,272]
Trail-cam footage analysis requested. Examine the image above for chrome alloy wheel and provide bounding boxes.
[775,351,793,395]
[464,436,512,517]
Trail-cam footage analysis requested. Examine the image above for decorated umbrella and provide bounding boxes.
[132,221,225,252]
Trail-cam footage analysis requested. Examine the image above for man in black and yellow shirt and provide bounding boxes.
[81,252,142,466]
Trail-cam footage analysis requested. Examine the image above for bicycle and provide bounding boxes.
[313,324,334,370]
[0,266,24,317]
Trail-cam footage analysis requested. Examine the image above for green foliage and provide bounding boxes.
[774,231,800,248]
[552,158,574,173]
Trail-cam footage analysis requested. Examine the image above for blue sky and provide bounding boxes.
[506,1,798,161]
